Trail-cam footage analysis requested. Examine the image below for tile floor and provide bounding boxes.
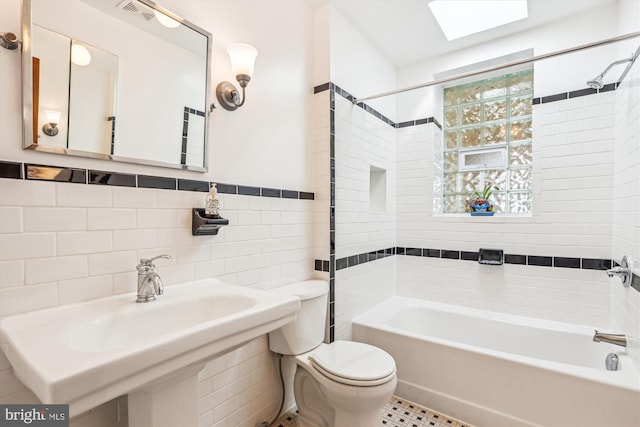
[274,396,474,427]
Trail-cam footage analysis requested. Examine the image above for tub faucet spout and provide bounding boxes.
[593,330,627,347]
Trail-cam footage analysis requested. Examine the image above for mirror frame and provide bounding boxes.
[21,0,213,172]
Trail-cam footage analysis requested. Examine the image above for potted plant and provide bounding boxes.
[469,183,498,216]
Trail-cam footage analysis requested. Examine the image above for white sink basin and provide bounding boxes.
[0,278,300,417]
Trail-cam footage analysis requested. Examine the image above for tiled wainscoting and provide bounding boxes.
[0,175,316,426]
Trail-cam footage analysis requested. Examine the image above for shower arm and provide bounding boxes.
[352,30,640,104]
[596,54,638,79]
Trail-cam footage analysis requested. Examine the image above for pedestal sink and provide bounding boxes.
[0,278,300,426]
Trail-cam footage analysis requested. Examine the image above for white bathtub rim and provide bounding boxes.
[352,296,640,393]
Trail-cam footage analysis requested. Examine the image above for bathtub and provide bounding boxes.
[352,296,640,427]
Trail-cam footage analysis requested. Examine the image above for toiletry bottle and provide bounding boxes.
[205,183,220,218]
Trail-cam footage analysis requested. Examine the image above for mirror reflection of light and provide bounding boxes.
[71,43,91,66]
[155,10,180,28]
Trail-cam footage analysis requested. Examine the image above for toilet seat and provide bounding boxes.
[308,341,396,386]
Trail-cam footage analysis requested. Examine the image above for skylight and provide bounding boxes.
[429,0,528,41]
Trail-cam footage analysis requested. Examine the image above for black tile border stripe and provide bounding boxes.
[25,164,86,184]
[334,246,620,276]
[0,161,22,179]
[632,273,640,294]
[533,81,620,105]
[89,170,136,187]
[316,80,621,131]
[0,160,315,201]
[314,82,443,131]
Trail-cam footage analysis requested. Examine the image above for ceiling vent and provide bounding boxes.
[116,0,155,21]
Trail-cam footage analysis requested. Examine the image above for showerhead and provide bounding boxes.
[586,75,604,90]
[586,53,637,90]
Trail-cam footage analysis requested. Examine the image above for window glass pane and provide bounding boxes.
[484,169,507,189]
[491,192,507,213]
[510,119,532,142]
[445,108,458,127]
[444,87,457,107]
[443,173,457,194]
[510,96,532,117]
[484,99,507,122]
[461,104,481,125]
[509,169,532,190]
[509,72,533,93]
[484,123,507,145]
[459,84,481,103]
[440,68,533,214]
[444,195,458,213]
[461,127,482,147]
[444,151,458,172]
[460,171,481,193]
[483,77,507,99]
[445,130,458,149]
[508,192,531,213]
[510,143,532,166]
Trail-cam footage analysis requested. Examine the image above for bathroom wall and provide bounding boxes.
[328,1,628,333]
[0,0,320,426]
[395,90,616,326]
[611,0,640,370]
[325,6,398,340]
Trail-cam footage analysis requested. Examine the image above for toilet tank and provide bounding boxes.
[268,280,328,355]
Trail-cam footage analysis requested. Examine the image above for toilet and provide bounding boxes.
[269,280,397,427]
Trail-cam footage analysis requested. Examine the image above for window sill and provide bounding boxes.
[433,213,532,219]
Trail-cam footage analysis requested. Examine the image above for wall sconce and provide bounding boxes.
[42,110,61,136]
[215,43,258,111]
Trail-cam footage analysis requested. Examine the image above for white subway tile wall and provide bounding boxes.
[612,55,640,370]
[335,95,396,259]
[394,92,617,326]
[0,181,315,426]
[333,94,397,339]
[335,257,396,340]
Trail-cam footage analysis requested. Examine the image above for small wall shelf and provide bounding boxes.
[192,208,228,236]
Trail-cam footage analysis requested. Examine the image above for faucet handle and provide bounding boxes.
[139,254,172,266]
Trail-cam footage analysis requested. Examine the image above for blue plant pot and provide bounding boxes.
[471,200,491,212]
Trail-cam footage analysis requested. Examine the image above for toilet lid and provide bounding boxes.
[308,341,396,386]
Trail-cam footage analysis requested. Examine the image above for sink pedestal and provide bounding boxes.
[128,364,204,427]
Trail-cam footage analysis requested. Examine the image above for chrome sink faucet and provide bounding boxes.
[593,330,627,347]
[136,255,171,302]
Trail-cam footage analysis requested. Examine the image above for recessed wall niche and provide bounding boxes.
[369,165,387,213]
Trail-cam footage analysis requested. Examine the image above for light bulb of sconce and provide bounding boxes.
[42,110,61,136]
[155,10,180,28]
[227,43,258,80]
[71,43,91,66]
[44,110,61,125]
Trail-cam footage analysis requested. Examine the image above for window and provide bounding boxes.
[441,69,533,214]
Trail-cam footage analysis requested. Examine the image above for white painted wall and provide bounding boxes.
[329,5,397,121]
[396,3,621,121]
[0,0,314,191]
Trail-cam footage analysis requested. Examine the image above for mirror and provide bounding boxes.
[23,0,212,171]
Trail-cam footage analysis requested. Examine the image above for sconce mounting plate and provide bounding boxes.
[216,81,240,111]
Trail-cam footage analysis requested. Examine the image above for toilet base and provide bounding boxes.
[293,358,397,427]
